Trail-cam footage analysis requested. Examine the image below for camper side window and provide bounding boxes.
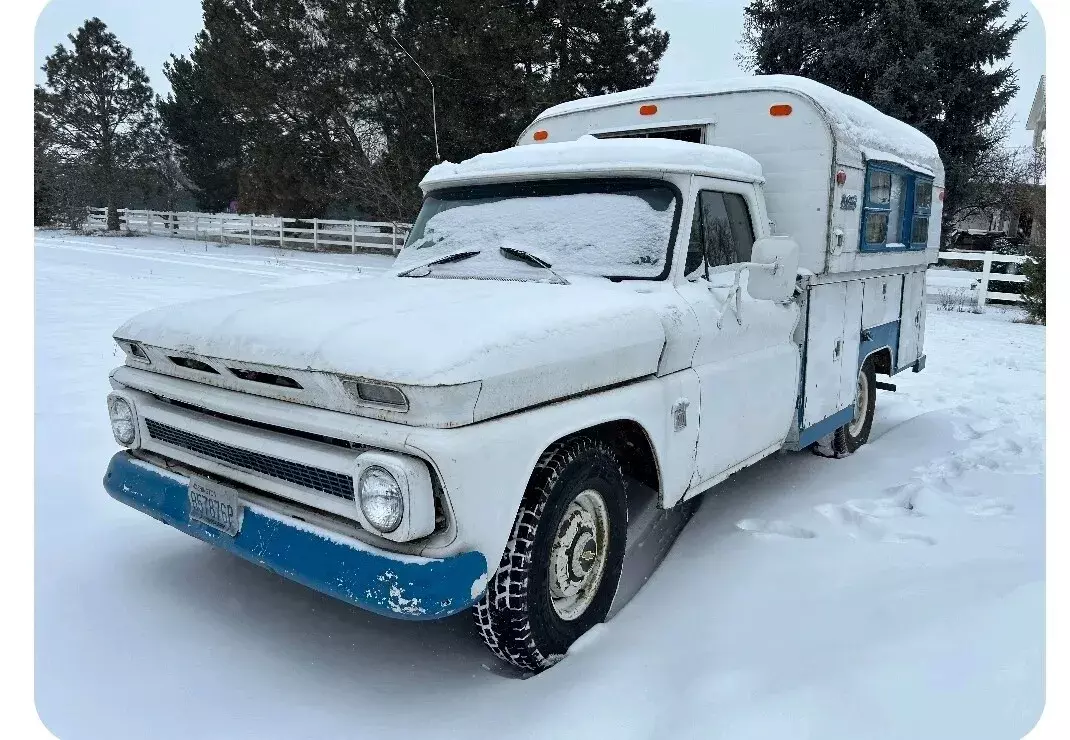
[862,164,932,252]
[911,179,934,247]
[685,190,755,276]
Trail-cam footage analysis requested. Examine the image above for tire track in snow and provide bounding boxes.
[737,406,1036,547]
[809,412,1028,546]
[37,240,292,277]
[39,236,388,274]
[36,238,380,280]
[735,519,816,540]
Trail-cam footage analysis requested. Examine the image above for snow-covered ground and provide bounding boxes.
[35,232,1044,739]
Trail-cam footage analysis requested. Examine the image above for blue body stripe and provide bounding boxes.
[797,405,855,449]
[103,452,488,621]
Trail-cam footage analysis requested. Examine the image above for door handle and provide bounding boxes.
[834,339,842,358]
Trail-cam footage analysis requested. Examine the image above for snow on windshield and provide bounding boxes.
[396,187,677,278]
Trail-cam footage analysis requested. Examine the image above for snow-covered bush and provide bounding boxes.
[936,287,979,313]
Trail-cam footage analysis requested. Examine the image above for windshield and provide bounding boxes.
[395,179,679,279]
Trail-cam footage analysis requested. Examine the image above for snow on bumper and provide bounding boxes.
[102,452,488,620]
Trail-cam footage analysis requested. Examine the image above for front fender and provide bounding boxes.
[405,369,701,573]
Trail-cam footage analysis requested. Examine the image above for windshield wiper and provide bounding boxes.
[395,249,480,277]
[498,246,570,285]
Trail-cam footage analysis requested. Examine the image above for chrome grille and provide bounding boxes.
[145,419,355,500]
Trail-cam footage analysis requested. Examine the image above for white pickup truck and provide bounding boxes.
[103,75,942,672]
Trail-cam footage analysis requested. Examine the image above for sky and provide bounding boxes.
[34,0,1046,148]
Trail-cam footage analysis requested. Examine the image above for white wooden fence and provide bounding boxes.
[81,211,1034,307]
[935,250,1032,309]
[86,207,412,255]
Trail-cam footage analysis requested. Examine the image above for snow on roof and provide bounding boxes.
[420,136,764,191]
[534,75,942,178]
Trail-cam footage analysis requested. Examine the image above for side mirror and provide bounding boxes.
[748,236,800,302]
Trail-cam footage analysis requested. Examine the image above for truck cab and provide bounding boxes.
[103,75,942,673]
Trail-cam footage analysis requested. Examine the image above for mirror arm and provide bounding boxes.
[705,257,788,326]
[706,259,781,277]
[711,267,745,329]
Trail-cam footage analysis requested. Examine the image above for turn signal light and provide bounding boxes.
[533,130,549,141]
[639,104,658,116]
[770,104,793,117]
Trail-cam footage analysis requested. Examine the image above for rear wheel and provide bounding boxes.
[473,437,627,673]
[813,357,877,458]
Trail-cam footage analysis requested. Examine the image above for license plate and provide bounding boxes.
[188,476,243,536]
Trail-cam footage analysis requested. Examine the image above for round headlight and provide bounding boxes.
[358,466,404,533]
[108,396,136,446]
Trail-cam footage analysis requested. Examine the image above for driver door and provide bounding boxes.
[676,177,801,492]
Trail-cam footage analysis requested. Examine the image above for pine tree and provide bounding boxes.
[159,54,244,213]
[378,0,669,216]
[34,112,59,226]
[35,18,159,230]
[536,0,669,104]
[162,0,670,221]
[739,0,1026,239]
[382,1,545,191]
[1020,250,1044,324]
[163,0,401,217]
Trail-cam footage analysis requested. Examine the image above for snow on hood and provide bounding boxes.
[115,276,667,422]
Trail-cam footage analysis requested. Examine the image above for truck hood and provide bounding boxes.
[114,276,668,426]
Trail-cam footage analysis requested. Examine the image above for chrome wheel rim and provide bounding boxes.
[848,368,869,437]
[548,489,610,621]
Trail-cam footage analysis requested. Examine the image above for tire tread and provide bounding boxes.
[473,437,622,672]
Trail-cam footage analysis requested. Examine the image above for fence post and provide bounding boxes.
[219,214,225,244]
[148,212,153,236]
[249,216,254,246]
[121,209,129,232]
[194,215,200,240]
[976,250,994,310]
[279,218,285,248]
[392,222,398,254]
[351,220,357,254]
[313,219,319,250]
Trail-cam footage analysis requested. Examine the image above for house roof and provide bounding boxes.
[1026,76,1046,131]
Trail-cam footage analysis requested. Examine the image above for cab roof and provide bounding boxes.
[420,136,764,192]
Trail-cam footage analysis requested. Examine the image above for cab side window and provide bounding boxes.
[685,190,756,276]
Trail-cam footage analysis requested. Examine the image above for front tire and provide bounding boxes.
[473,437,627,673]
[813,357,877,458]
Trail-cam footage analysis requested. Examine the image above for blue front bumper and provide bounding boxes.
[103,452,487,620]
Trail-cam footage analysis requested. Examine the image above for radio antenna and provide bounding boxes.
[391,35,440,162]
